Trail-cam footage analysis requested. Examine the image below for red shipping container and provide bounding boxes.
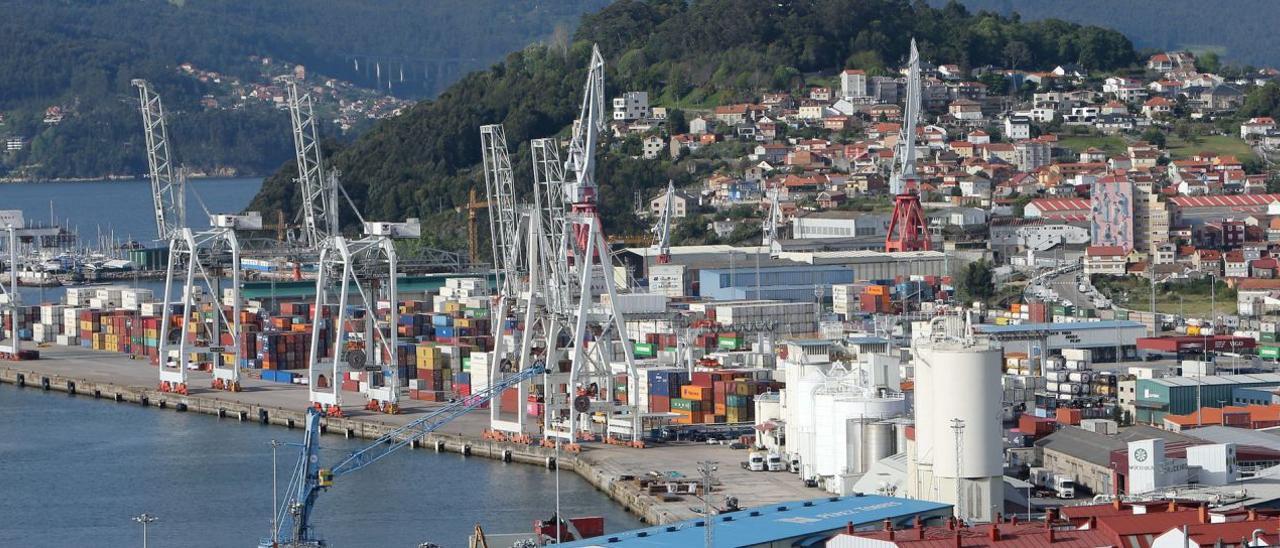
[1055,407,1082,426]
[649,395,671,413]
[1018,414,1055,438]
[500,388,518,410]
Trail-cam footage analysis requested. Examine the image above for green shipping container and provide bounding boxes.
[726,394,751,407]
[671,398,701,411]
[1115,309,1130,320]
[1261,345,1280,359]
[1263,333,1278,343]
[635,343,656,357]
[1051,305,1066,316]
[718,337,743,350]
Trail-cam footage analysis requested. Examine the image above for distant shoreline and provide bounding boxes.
[0,174,263,184]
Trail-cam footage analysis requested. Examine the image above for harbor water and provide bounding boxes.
[0,382,642,547]
[0,178,644,546]
[5,177,264,304]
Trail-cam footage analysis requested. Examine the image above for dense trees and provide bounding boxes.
[0,0,607,179]
[250,0,1138,251]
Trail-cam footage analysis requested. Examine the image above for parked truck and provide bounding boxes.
[1029,467,1076,499]
[766,452,786,472]
[741,451,765,471]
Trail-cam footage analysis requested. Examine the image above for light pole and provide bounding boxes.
[950,418,966,521]
[698,460,719,548]
[270,439,283,543]
[132,513,158,548]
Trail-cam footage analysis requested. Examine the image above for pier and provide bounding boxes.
[0,345,816,526]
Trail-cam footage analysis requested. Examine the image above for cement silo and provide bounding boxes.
[907,316,1003,523]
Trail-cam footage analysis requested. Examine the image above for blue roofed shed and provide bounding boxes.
[559,494,951,547]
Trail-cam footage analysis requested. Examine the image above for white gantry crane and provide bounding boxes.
[157,213,261,394]
[134,79,259,394]
[497,45,642,446]
[306,219,421,417]
[480,124,535,434]
[288,80,340,248]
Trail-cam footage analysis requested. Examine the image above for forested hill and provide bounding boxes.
[248,0,1137,251]
[933,0,1280,68]
[0,0,607,179]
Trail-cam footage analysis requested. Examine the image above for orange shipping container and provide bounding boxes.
[1055,407,1082,426]
[681,385,712,401]
[864,285,888,296]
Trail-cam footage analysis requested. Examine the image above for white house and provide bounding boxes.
[642,135,665,160]
[840,69,867,99]
[649,187,694,218]
[1003,116,1031,140]
[1241,117,1276,140]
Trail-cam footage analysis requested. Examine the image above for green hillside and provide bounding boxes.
[248,0,1138,252]
[0,0,608,179]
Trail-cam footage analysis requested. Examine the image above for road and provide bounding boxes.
[1024,262,1096,315]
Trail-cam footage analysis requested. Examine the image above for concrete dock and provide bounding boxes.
[0,345,819,525]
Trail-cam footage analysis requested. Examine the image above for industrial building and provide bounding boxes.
[558,495,952,548]
[1132,373,1280,422]
[974,320,1147,363]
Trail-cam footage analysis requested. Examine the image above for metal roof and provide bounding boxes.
[1182,425,1280,451]
[1169,194,1280,208]
[1035,425,1201,467]
[558,495,950,548]
[1147,372,1280,388]
[973,320,1144,334]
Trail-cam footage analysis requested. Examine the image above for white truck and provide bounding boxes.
[1029,467,1076,499]
[766,452,786,472]
[741,451,766,471]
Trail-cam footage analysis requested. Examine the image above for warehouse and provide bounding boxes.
[699,263,854,301]
[1133,373,1280,423]
[972,320,1146,362]
[558,495,952,548]
[1034,424,1201,496]
[1170,193,1280,223]
[774,250,948,280]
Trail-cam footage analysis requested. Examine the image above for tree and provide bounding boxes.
[1195,51,1221,74]
[1002,40,1032,70]
[956,260,996,304]
[1141,127,1166,148]
[667,108,688,134]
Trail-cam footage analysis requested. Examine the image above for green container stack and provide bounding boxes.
[635,342,656,358]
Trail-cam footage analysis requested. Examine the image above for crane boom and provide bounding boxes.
[273,362,547,547]
[287,80,338,247]
[652,180,675,263]
[132,79,186,241]
[479,124,522,294]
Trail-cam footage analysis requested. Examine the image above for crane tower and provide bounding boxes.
[884,39,931,252]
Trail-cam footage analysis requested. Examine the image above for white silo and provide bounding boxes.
[788,369,826,479]
[907,315,1003,523]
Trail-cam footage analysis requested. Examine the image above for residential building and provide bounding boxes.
[1084,245,1127,276]
[649,187,694,219]
[611,91,649,121]
[689,116,710,135]
[1241,117,1276,140]
[948,98,983,121]
[1134,180,1170,255]
[641,135,665,160]
[1013,139,1051,172]
[1003,116,1031,140]
[840,69,867,99]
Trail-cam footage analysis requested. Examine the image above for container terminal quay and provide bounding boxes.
[14,44,1280,548]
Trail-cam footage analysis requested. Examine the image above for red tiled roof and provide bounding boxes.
[1028,197,1090,212]
[1087,245,1126,257]
[1170,194,1280,208]
[838,522,1117,547]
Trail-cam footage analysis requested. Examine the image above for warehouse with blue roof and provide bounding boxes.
[559,494,951,547]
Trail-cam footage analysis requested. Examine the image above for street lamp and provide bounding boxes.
[270,439,283,543]
[132,513,158,548]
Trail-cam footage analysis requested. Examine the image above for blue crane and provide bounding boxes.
[265,362,546,547]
